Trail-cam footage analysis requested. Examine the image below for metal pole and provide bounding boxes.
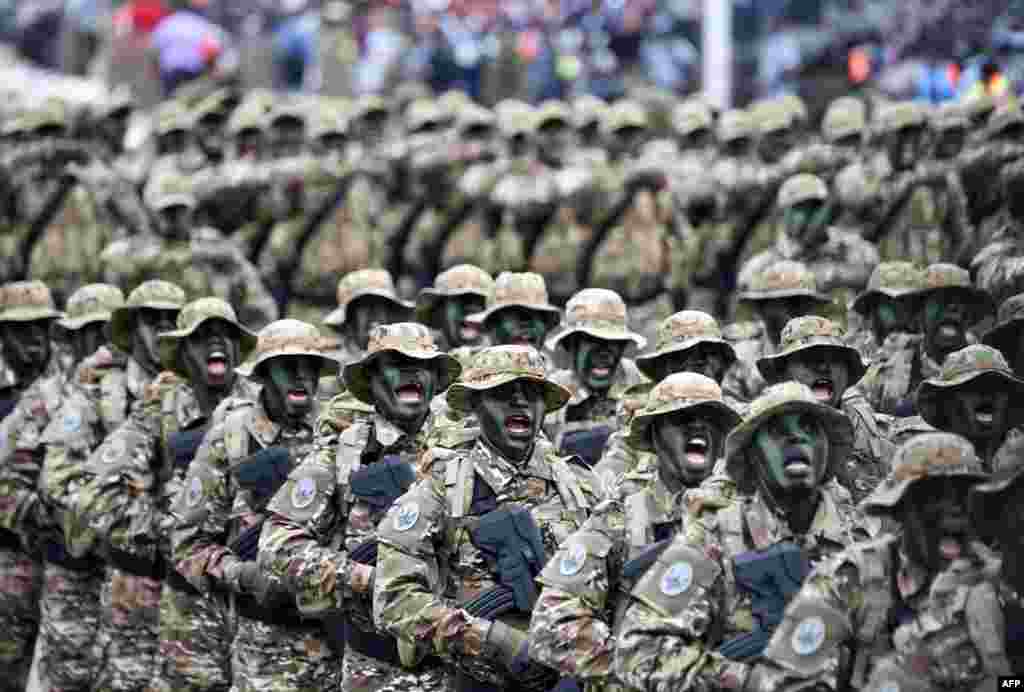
[702,0,732,110]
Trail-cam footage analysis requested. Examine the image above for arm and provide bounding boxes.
[0,395,50,541]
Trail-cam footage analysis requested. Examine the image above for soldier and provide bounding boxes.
[846,261,926,363]
[322,269,415,364]
[850,263,995,417]
[745,433,992,691]
[756,316,892,502]
[0,282,64,691]
[173,319,342,691]
[69,298,256,692]
[738,174,879,326]
[260,323,461,692]
[372,344,601,692]
[930,101,970,163]
[466,272,562,367]
[983,292,1024,376]
[572,94,609,159]
[973,160,1024,306]
[722,260,831,404]
[545,288,647,467]
[415,264,495,361]
[612,382,875,691]
[962,103,1024,236]
[530,373,742,692]
[0,283,123,692]
[148,101,205,177]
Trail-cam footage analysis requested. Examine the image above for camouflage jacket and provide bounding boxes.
[875,167,972,266]
[838,389,896,504]
[846,334,942,417]
[372,438,601,688]
[612,486,872,691]
[544,359,646,447]
[722,322,775,404]
[973,218,1024,307]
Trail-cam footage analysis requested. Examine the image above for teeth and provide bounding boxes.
[460,324,480,340]
[977,411,994,424]
[939,325,959,339]
[592,367,610,377]
[687,437,708,451]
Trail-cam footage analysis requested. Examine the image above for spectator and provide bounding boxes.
[149,0,230,97]
[271,0,319,92]
[61,0,113,76]
[355,5,407,95]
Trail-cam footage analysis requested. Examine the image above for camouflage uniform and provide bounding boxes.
[972,160,1024,306]
[100,171,279,329]
[529,374,742,692]
[849,264,995,417]
[322,269,416,365]
[962,103,1024,239]
[722,261,831,404]
[756,316,894,502]
[2,284,124,692]
[846,261,926,363]
[173,320,341,692]
[0,282,64,692]
[370,345,602,692]
[737,174,879,327]
[260,323,461,692]
[544,289,648,464]
[747,433,993,692]
[612,383,875,691]
[983,292,1024,375]
[415,264,496,359]
[594,311,740,499]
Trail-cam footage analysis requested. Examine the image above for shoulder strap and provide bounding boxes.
[551,455,589,512]
[624,491,653,553]
[446,453,475,519]
[224,408,253,460]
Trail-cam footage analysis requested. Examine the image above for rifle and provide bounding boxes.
[16,175,77,281]
[384,197,429,281]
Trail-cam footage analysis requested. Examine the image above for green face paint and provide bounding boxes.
[752,412,829,499]
[441,295,485,348]
[572,335,625,393]
[490,308,548,349]
[367,352,437,427]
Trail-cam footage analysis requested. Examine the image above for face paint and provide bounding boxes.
[179,319,241,392]
[934,128,965,160]
[347,297,405,351]
[0,321,51,376]
[157,204,194,241]
[679,128,713,154]
[654,345,729,384]
[133,308,179,374]
[537,123,573,165]
[722,136,752,159]
[782,347,851,409]
[261,355,321,425]
[872,296,919,343]
[902,477,974,570]
[611,127,646,160]
[757,298,819,346]
[831,133,861,151]
[652,410,724,489]
[441,295,486,348]
[476,378,546,462]
[571,335,625,393]
[490,307,549,349]
[367,352,437,427]
[886,126,925,171]
[234,130,263,161]
[272,121,305,159]
[70,321,108,364]
[991,481,1024,588]
[752,412,829,500]
[943,383,1010,442]
[923,294,969,363]
[1006,171,1024,220]
[758,129,793,165]
[783,200,831,246]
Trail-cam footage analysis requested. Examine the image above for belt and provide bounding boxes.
[164,566,201,596]
[234,593,313,629]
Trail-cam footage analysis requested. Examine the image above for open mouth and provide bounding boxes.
[287,389,309,404]
[685,434,710,467]
[207,351,228,379]
[459,321,480,342]
[937,323,961,340]
[938,519,969,561]
[591,366,611,378]
[975,403,995,426]
[783,448,812,478]
[505,414,532,435]
[397,383,424,404]
[811,378,834,403]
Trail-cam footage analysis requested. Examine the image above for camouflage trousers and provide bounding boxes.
[0,546,42,692]
[341,645,446,692]
[153,582,233,692]
[230,615,341,692]
[36,562,104,692]
[89,568,161,692]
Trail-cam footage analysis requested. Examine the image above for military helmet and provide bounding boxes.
[57,284,125,331]
[777,173,828,209]
[158,298,258,377]
[235,319,340,382]
[0,281,63,323]
[756,316,866,385]
[109,281,186,353]
[626,373,741,452]
[635,311,736,380]
[851,262,925,316]
[447,345,570,414]
[822,96,866,143]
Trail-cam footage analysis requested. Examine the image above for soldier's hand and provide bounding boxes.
[226,559,273,602]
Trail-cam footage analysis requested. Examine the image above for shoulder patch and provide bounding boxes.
[290,476,318,510]
[559,542,587,576]
[393,502,420,532]
[763,598,852,677]
[631,539,721,617]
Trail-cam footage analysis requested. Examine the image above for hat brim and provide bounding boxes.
[56,312,113,331]
[635,338,737,380]
[447,373,571,415]
[851,287,922,316]
[725,399,853,493]
[0,307,63,323]
[343,349,462,406]
[415,288,490,327]
[862,469,987,516]
[546,326,647,352]
[323,291,415,327]
[154,194,197,211]
[970,466,1024,538]
[738,289,831,303]
[236,350,342,382]
[626,400,741,452]
[756,344,867,385]
[110,302,184,353]
[467,303,562,330]
[982,318,1024,358]
[157,318,259,377]
[916,369,1024,429]
[919,286,996,325]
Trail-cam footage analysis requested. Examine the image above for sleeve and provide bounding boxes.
[592,432,640,498]
[0,397,48,542]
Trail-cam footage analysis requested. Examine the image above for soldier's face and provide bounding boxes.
[923,294,969,361]
[348,297,404,351]
[179,319,240,392]
[571,335,625,393]
[157,204,194,240]
[0,320,51,373]
[678,127,713,154]
[686,195,717,227]
[100,109,132,150]
[886,125,926,170]
[159,129,190,157]
[783,347,851,409]
[934,127,966,160]
[1004,169,1024,219]
[611,126,646,159]
[831,133,861,151]
[490,308,549,350]
[272,120,305,159]
[538,122,573,163]
[261,355,320,425]
[70,321,108,364]
[943,383,1010,441]
[368,352,437,425]
[753,412,829,498]
[234,129,263,160]
[758,128,793,165]
[197,116,226,159]
[440,295,486,348]
[783,200,831,245]
[722,136,752,159]
[652,410,724,487]
[475,379,546,461]
[872,296,919,342]
[655,344,729,384]
[902,477,974,570]
[757,298,818,342]
[133,308,178,371]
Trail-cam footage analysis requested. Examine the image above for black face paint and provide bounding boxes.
[346,296,406,352]
[367,352,437,428]
[986,481,1024,590]
[475,378,546,462]
[756,298,820,346]
[902,477,974,571]
[489,307,549,350]
[651,345,729,384]
[758,128,793,165]
[157,204,194,241]
[783,199,831,247]
[440,295,486,348]
[179,319,241,393]
[934,128,965,160]
[571,334,625,393]
[261,355,321,427]
[0,320,52,378]
[871,295,920,343]
[132,308,179,374]
[941,383,1010,444]
[652,410,725,490]
[886,125,926,171]
[782,347,852,409]
[272,120,306,159]
[923,293,970,364]
[70,321,108,364]
[752,412,829,502]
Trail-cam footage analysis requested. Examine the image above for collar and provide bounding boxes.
[649,473,687,525]
[371,411,428,449]
[743,486,851,550]
[471,437,554,495]
[895,545,933,601]
[124,357,153,401]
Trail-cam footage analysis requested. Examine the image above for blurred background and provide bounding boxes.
[1,0,1022,119]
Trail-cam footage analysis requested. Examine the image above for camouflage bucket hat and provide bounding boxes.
[154,101,195,135]
[851,262,924,316]
[779,93,808,124]
[96,85,136,120]
[962,91,996,123]
[57,284,125,331]
[777,174,828,209]
[822,96,866,143]
[635,310,736,380]
[343,322,461,406]
[236,319,341,382]
[467,272,562,330]
[725,381,854,493]
[572,94,608,128]
[752,100,793,135]
[739,260,829,303]
[226,103,267,136]
[406,99,445,133]
[0,281,63,323]
[354,94,389,122]
[24,97,68,132]
[917,263,995,326]
[982,292,1024,356]
[626,373,741,452]
[916,345,1024,429]
[601,100,649,136]
[144,171,197,211]
[756,316,866,384]
[446,345,571,415]
[547,288,646,351]
[875,101,926,135]
[536,100,573,130]
[672,100,713,137]
[459,104,498,136]
[323,269,414,327]
[110,281,187,353]
[717,109,752,143]
[861,433,986,516]
[157,298,258,377]
[416,264,495,327]
[932,102,968,132]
